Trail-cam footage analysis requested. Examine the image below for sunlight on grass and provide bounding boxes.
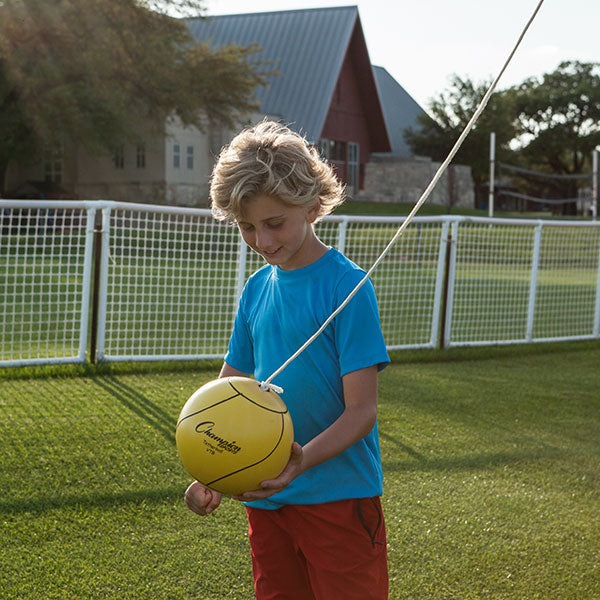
[1,344,599,599]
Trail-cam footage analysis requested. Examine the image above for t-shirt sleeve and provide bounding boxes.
[224,287,255,375]
[333,271,390,376]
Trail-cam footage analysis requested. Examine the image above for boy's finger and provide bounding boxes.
[205,491,222,514]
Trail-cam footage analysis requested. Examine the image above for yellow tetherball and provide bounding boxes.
[176,377,294,495]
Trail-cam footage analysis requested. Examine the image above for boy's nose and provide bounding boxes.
[254,228,272,250]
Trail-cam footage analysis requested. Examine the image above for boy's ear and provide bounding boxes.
[306,200,320,223]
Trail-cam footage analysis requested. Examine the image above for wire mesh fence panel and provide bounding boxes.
[340,219,446,349]
[2,201,600,367]
[0,204,93,366]
[533,225,600,341]
[448,221,536,346]
[315,218,345,253]
[195,216,445,352]
[101,207,241,361]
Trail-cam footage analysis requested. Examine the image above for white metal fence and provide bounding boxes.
[1,200,599,367]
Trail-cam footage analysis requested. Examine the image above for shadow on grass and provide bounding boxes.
[91,376,175,443]
[379,430,565,473]
[0,486,183,516]
[379,431,427,462]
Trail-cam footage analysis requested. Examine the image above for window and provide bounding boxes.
[173,144,180,168]
[317,138,359,194]
[113,145,125,169]
[136,144,146,169]
[44,144,64,183]
[317,139,346,161]
[329,140,346,162]
[187,145,194,170]
[347,142,359,196]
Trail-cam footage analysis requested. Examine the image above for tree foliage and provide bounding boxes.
[513,61,600,169]
[508,61,600,210]
[404,62,600,213]
[404,74,518,205]
[0,0,272,192]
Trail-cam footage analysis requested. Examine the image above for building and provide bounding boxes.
[187,6,391,199]
[4,6,454,206]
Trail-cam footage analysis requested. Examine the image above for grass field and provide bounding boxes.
[1,341,599,599]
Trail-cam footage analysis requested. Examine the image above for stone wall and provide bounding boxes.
[75,182,167,205]
[359,155,475,209]
[75,181,211,207]
[74,153,475,211]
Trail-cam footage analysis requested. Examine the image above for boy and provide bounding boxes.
[185,121,390,599]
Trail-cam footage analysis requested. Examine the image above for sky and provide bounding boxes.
[203,0,599,110]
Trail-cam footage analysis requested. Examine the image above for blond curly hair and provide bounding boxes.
[210,120,345,222]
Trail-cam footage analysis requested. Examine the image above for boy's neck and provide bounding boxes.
[280,235,329,271]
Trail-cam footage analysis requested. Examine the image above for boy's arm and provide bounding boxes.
[219,362,251,378]
[234,365,379,501]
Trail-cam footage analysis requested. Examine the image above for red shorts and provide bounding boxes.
[245,497,388,600]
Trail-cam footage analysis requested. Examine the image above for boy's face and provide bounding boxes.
[236,194,323,270]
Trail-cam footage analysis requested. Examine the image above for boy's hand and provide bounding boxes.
[233,442,304,501]
[185,481,222,516]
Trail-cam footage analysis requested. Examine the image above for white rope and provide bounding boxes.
[260,0,546,393]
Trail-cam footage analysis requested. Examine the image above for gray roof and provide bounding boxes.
[186,7,360,142]
[373,66,430,157]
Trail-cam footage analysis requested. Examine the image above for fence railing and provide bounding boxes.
[1,200,599,367]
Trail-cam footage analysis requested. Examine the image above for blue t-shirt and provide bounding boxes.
[225,247,390,509]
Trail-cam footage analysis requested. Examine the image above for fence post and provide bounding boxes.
[593,149,598,221]
[79,207,96,363]
[431,220,450,348]
[95,206,112,362]
[234,234,248,309]
[337,216,349,254]
[489,132,496,217]
[594,229,600,337]
[89,209,103,363]
[441,219,459,349]
[526,222,543,342]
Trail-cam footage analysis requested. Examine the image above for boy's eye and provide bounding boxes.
[267,220,284,229]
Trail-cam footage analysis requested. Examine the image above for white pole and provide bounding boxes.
[488,132,496,217]
[96,207,111,362]
[78,207,96,363]
[526,222,543,342]
[234,234,248,308]
[593,149,598,221]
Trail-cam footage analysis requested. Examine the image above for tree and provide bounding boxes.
[509,60,600,214]
[0,0,272,193]
[405,63,600,215]
[404,74,518,208]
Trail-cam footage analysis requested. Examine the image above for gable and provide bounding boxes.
[321,25,391,156]
[320,17,390,154]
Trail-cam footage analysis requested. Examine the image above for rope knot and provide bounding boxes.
[259,381,284,394]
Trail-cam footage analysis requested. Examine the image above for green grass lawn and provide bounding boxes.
[335,200,574,219]
[1,341,599,599]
